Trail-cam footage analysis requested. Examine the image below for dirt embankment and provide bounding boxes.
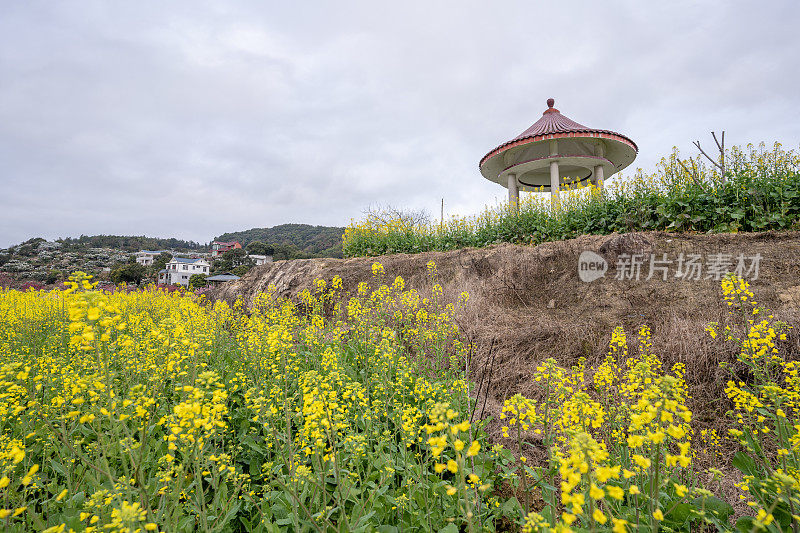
[213,231,800,435]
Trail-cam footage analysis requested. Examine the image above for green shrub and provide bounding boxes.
[188,273,207,289]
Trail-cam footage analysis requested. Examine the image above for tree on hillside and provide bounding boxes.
[151,252,173,273]
[17,238,45,257]
[110,262,148,285]
[45,270,64,285]
[188,274,207,290]
[213,224,344,257]
[363,204,430,232]
[271,243,309,261]
[57,235,206,252]
[232,265,250,277]
[213,248,253,274]
[246,241,274,256]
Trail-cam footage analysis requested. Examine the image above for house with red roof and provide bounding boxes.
[210,241,242,258]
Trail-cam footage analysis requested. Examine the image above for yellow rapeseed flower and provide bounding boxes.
[466,441,480,457]
[593,509,607,524]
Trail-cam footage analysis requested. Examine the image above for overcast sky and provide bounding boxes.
[1,1,799,247]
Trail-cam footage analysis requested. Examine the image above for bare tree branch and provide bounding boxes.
[693,130,727,184]
[714,131,726,184]
[712,131,723,153]
[362,203,431,231]
[693,140,723,171]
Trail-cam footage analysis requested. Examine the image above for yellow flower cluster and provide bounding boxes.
[500,394,538,437]
[711,276,800,528]
[163,371,228,454]
[502,323,697,531]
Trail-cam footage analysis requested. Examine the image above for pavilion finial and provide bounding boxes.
[546,98,554,108]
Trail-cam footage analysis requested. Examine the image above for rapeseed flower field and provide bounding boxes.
[0,267,798,531]
[0,268,496,532]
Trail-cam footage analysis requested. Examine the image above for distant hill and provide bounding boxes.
[58,235,206,252]
[214,224,344,258]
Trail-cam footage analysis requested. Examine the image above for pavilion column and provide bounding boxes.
[550,161,560,208]
[594,142,605,190]
[593,165,605,190]
[549,139,560,208]
[507,173,519,211]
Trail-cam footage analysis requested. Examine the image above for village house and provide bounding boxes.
[205,272,240,286]
[210,241,241,258]
[158,257,211,286]
[135,250,167,266]
[248,254,273,265]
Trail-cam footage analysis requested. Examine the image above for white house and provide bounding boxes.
[135,250,167,266]
[248,254,273,266]
[158,257,211,286]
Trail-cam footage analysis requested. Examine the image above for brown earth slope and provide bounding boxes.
[213,231,800,438]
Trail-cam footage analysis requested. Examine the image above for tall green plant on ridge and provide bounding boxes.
[343,142,800,258]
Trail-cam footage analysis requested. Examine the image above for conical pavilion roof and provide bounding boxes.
[479,99,637,168]
[512,99,592,138]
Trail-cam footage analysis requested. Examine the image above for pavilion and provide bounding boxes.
[479,98,637,207]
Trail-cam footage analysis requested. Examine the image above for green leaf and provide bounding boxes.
[68,491,86,506]
[219,503,241,528]
[242,437,267,455]
[697,496,734,522]
[50,459,68,477]
[667,503,692,526]
[736,516,755,533]
[501,497,523,518]
[772,502,794,529]
[437,524,459,533]
[732,451,759,476]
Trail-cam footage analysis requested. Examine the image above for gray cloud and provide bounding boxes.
[1,0,798,247]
